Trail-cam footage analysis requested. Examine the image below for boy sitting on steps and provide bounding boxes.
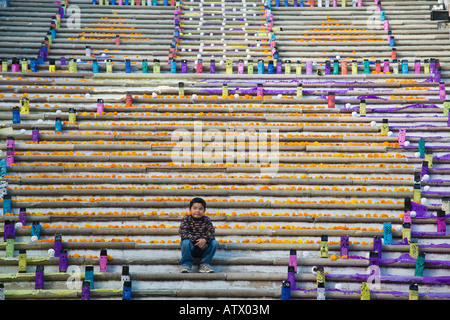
[179,197,219,273]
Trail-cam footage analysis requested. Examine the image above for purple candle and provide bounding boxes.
[238,60,244,74]
[287,266,295,289]
[11,63,20,72]
[421,161,429,177]
[437,210,447,233]
[439,82,445,99]
[6,148,14,166]
[99,249,108,272]
[403,210,412,223]
[58,5,64,19]
[369,251,379,266]
[60,57,67,66]
[210,59,215,74]
[32,128,40,143]
[414,60,421,74]
[430,58,436,74]
[19,208,27,226]
[306,60,313,75]
[383,59,390,73]
[35,265,44,290]
[97,99,104,114]
[340,235,349,257]
[398,128,406,146]
[38,49,46,61]
[54,234,62,258]
[59,249,68,272]
[373,236,382,259]
[276,61,282,74]
[289,249,297,272]
[325,61,331,75]
[6,137,15,153]
[40,45,48,62]
[257,84,264,97]
[435,67,441,83]
[81,281,91,300]
[3,220,15,242]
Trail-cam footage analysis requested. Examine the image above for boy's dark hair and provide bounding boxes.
[190,197,206,209]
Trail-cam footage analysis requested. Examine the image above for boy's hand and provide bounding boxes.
[195,238,207,249]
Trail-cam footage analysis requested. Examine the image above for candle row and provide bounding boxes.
[4,56,437,77]
[93,0,174,6]
[270,0,363,7]
[283,197,448,300]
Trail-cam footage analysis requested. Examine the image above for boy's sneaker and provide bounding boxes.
[180,265,192,273]
[199,263,214,273]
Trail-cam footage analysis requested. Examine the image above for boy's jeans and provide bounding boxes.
[180,239,219,266]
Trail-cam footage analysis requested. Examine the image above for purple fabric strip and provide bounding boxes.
[427,179,449,184]
[421,76,435,83]
[357,95,388,100]
[322,272,450,285]
[411,201,430,218]
[379,253,450,267]
[369,103,440,113]
[423,191,450,196]
[435,154,450,161]
[412,231,448,237]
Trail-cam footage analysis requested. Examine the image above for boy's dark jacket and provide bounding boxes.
[179,215,215,244]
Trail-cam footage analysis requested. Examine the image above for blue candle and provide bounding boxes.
[142,59,148,73]
[123,280,132,300]
[92,60,99,73]
[125,59,131,73]
[31,221,42,239]
[12,106,20,124]
[267,61,274,74]
[2,194,11,214]
[281,281,291,300]
[55,117,62,133]
[414,253,425,277]
[257,60,264,74]
[383,223,392,245]
[85,266,95,289]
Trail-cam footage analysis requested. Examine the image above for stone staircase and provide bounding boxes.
[0,0,449,300]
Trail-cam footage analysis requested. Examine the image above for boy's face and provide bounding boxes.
[190,202,205,219]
